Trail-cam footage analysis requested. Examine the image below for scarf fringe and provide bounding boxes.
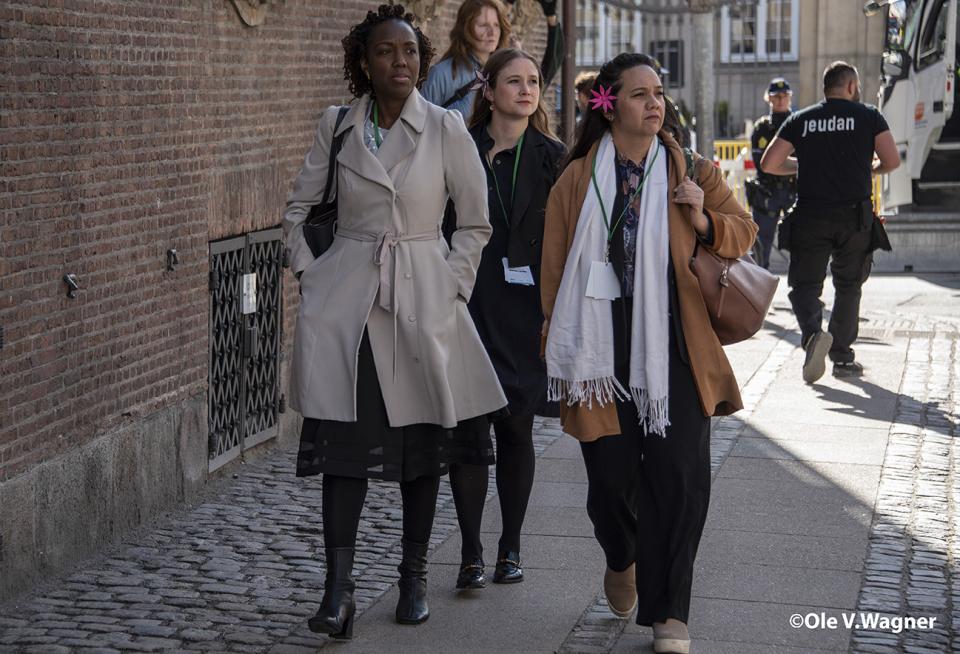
[630,387,670,438]
[548,376,628,409]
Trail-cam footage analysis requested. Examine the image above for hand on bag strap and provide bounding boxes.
[682,147,700,185]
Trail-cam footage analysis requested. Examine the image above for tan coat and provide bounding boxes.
[284,91,507,427]
[540,131,758,441]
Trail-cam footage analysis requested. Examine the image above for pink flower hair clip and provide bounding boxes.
[589,84,616,113]
[470,69,491,93]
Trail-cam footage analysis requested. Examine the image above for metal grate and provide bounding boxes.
[244,230,283,449]
[208,228,283,471]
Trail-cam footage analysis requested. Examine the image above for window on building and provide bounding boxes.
[576,0,603,66]
[721,0,798,62]
[765,0,792,56]
[650,40,684,88]
[576,1,646,67]
[610,7,633,56]
[729,3,757,57]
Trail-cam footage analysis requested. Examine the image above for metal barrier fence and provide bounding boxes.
[713,140,752,208]
[714,139,749,163]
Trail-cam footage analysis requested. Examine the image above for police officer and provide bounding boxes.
[748,78,797,269]
[761,61,899,383]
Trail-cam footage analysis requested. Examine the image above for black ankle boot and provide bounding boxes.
[395,539,430,624]
[308,547,356,639]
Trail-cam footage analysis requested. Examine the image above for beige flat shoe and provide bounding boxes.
[602,564,637,618]
[653,619,690,654]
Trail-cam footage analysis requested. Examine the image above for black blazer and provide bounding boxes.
[444,123,566,268]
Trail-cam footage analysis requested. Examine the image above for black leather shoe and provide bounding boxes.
[492,550,523,584]
[396,539,430,624]
[456,557,486,589]
[833,361,864,378]
[308,547,356,639]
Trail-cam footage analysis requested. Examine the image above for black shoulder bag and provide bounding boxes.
[303,106,352,259]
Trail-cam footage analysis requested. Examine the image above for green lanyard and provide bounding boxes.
[590,141,659,260]
[484,132,525,228]
[373,102,383,147]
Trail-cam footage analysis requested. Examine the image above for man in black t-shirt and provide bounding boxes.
[748,77,797,269]
[761,61,899,383]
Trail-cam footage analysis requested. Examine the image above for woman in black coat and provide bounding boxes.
[443,48,566,589]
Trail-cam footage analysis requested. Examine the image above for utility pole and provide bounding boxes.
[687,0,723,159]
[561,0,576,142]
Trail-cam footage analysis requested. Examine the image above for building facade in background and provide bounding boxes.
[574,0,884,139]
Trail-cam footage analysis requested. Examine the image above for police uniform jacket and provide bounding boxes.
[752,112,796,188]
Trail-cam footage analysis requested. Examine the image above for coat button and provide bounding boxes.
[529,238,539,246]
[404,272,412,279]
[408,315,416,322]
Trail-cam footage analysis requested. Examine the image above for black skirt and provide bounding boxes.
[296,330,495,482]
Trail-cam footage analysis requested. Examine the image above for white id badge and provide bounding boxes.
[501,258,535,286]
[585,261,621,300]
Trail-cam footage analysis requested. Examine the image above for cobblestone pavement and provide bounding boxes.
[4,279,959,654]
[557,317,796,654]
[850,318,960,654]
[0,421,563,653]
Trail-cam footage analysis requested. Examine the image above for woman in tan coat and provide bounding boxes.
[540,53,756,654]
[283,4,506,641]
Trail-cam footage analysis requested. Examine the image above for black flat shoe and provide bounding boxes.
[492,550,523,584]
[456,558,486,589]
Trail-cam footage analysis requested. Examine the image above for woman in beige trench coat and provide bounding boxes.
[282,4,506,641]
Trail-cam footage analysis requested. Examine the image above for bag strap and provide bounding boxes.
[682,147,699,184]
[320,106,352,205]
[441,76,477,108]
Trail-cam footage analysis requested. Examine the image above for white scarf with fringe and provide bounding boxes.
[545,132,671,437]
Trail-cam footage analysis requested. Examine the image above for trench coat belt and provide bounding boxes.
[336,226,443,379]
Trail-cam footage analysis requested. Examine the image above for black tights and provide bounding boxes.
[449,415,536,561]
[322,473,440,549]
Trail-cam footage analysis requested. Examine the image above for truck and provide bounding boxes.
[864,0,959,271]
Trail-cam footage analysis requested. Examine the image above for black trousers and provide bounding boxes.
[751,185,795,269]
[787,205,873,363]
[580,304,711,626]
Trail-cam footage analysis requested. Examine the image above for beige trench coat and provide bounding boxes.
[283,91,507,427]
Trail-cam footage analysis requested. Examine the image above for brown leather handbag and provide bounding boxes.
[689,244,778,345]
[684,148,778,345]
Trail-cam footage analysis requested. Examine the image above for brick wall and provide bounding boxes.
[0,0,550,483]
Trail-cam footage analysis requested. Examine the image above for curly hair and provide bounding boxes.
[341,4,435,98]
